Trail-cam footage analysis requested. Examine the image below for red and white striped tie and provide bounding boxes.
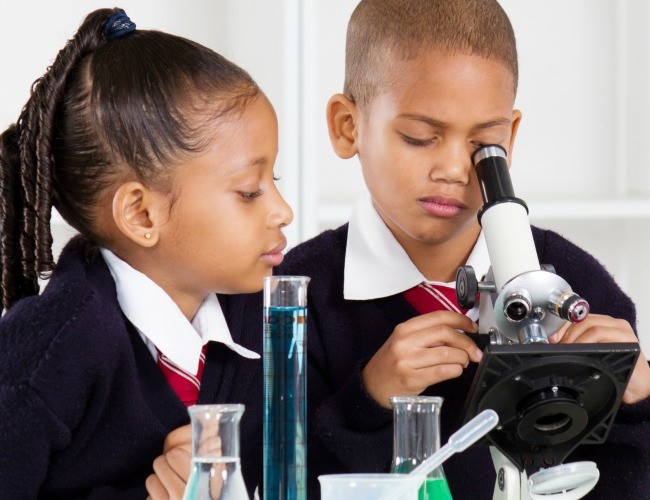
[403,282,470,315]
[157,345,207,407]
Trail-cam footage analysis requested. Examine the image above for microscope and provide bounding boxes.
[456,145,640,499]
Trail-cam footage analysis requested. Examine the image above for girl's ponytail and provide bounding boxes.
[2,7,259,311]
[0,8,122,310]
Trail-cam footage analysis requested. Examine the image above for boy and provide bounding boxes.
[153,1,650,498]
[275,0,650,498]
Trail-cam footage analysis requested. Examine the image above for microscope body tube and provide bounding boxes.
[481,205,539,291]
[473,145,540,290]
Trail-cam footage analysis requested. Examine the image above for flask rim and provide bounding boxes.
[390,396,444,405]
[188,403,245,415]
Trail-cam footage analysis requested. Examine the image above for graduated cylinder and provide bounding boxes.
[263,276,310,500]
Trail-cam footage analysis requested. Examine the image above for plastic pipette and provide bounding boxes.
[379,409,499,500]
[410,409,498,479]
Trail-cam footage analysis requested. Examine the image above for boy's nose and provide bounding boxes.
[429,142,473,184]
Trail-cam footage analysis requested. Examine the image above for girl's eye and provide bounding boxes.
[239,189,263,200]
[401,135,435,147]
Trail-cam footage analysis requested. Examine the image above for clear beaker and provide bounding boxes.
[182,404,249,500]
[263,276,310,500]
[391,396,453,500]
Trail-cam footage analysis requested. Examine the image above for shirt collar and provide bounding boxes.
[100,248,259,375]
[344,192,490,302]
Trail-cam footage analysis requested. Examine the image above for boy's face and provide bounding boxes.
[341,50,520,269]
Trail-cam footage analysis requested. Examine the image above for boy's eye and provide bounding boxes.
[471,141,488,150]
[239,189,263,200]
[401,135,435,147]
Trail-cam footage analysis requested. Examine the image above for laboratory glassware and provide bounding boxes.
[183,404,249,500]
[391,396,453,500]
[263,275,310,500]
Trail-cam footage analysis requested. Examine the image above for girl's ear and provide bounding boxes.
[326,93,360,159]
[112,181,160,247]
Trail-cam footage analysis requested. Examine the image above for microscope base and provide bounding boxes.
[464,342,639,473]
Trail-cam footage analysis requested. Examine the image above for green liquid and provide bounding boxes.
[419,477,452,500]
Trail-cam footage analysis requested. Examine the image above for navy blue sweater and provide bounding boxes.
[0,236,263,499]
[266,224,650,499]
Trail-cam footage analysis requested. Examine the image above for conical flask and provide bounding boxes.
[390,396,453,500]
[182,404,250,500]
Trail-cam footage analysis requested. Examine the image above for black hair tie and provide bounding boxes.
[104,11,136,41]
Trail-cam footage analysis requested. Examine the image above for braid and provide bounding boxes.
[0,126,31,309]
[0,8,118,310]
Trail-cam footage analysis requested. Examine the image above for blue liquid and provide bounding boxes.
[263,306,307,500]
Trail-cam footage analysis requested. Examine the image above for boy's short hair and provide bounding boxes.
[344,0,518,107]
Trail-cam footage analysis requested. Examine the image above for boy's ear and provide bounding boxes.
[326,93,360,159]
[506,109,523,165]
[112,181,160,247]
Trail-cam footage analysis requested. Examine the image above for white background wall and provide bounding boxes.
[1,1,649,354]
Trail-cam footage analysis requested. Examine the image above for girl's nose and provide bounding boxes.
[269,186,293,228]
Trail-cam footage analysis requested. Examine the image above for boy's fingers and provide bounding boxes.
[411,345,470,370]
[414,326,482,363]
[548,322,570,344]
[415,363,466,384]
[400,310,478,334]
[395,312,482,363]
[559,314,635,344]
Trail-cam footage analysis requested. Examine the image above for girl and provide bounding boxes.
[0,7,291,499]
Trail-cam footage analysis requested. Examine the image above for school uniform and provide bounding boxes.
[0,235,264,499]
[269,193,650,499]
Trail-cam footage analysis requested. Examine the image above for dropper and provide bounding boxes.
[410,408,498,478]
[379,409,499,500]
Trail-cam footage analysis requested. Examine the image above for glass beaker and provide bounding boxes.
[390,396,452,500]
[182,404,249,500]
[263,276,310,500]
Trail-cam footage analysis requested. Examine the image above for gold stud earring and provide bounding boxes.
[144,232,152,240]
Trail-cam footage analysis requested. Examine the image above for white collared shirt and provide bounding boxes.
[343,192,491,321]
[100,248,260,376]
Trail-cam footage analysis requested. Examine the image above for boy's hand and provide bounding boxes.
[549,314,650,404]
[362,310,482,408]
[146,425,192,500]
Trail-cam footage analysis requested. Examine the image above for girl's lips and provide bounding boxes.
[261,239,287,267]
[418,196,465,218]
[261,252,284,267]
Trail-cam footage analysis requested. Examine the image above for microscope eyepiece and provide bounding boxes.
[472,144,507,165]
[472,144,528,225]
